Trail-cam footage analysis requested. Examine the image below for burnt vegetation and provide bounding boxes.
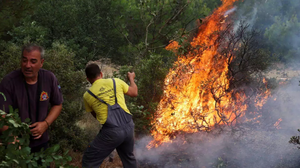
[139,21,300,168]
[215,21,272,128]
[165,21,274,132]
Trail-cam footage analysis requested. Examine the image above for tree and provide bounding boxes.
[235,0,300,63]
[111,0,223,134]
[264,15,300,62]
[41,43,88,151]
[111,0,218,64]
[0,0,35,41]
[29,0,127,69]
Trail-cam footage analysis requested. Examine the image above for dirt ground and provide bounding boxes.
[64,149,123,168]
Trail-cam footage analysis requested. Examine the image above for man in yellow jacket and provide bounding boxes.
[82,63,138,168]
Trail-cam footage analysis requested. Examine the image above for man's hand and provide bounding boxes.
[29,121,48,139]
[127,72,135,81]
[29,104,62,139]
[125,72,138,97]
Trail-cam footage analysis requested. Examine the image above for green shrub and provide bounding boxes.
[113,53,174,135]
[0,42,20,80]
[42,43,89,151]
[0,108,75,168]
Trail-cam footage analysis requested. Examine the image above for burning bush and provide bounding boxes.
[148,0,274,148]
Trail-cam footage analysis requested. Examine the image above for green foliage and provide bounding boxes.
[289,129,300,149]
[127,102,150,134]
[7,18,49,46]
[0,0,35,40]
[0,0,228,149]
[0,0,223,138]
[113,53,174,134]
[135,54,172,105]
[42,43,89,151]
[107,0,222,134]
[264,15,300,62]
[112,65,134,81]
[29,0,127,69]
[0,42,21,80]
[0,108,75,168]
[111,0,216,65]
[236,0,300,63]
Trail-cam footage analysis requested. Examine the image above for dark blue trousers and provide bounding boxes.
[82,120,137,168]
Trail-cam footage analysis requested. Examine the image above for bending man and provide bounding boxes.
[82,63,138,168]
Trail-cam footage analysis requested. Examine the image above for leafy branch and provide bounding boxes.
[0,108,76,168]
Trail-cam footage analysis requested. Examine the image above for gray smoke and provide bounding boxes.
[135,79,300,168]
[134,1,300,167]
[135,105,300,168]
[235,0,300,64]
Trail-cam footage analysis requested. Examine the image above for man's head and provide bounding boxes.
[85,63,102,84]
[21,44,44,82]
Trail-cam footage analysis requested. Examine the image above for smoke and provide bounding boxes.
[234,0,300,64]
[135,118,300,168]
[133,1,300,167]
[224,6,237,16]
[232,0,300,132]
[234,0,258,28]
[135,79,300,168]
[135,90,300,168]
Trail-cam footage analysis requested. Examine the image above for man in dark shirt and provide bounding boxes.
[0,44,63,152]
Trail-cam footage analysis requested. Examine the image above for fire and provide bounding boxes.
[148,0,271,148]
[274,118,282,129]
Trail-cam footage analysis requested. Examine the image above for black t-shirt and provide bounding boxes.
[0,68,63,147]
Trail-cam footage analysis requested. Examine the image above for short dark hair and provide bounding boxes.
[21,43,45,59]
[85,63,101,79]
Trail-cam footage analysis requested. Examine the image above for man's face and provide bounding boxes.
[21,50,44,80]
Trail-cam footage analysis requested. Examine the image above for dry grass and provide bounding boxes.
[67,150,84,167]
[100,150,123,168]
[76,112,101,133]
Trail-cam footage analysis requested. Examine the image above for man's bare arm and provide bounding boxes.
[125,72,138,97]
[44,104,63,126]
[30,104,62,139]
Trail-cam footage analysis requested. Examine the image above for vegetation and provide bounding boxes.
[235,0,300,63]
[1,0,300,167]
[0,108,75,168]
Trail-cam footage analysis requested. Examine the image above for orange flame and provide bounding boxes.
[147,0,270,149]
[274,118,282,129]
